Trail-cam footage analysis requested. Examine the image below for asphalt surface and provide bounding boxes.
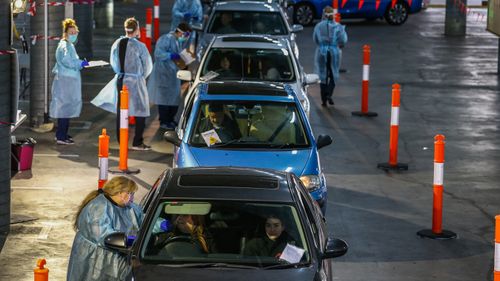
[1,2,499,281]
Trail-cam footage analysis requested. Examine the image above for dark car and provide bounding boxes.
[104,167,348,281]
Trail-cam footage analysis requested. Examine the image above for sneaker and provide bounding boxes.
[56,139,74,145]
[131,143,152,151]
[54,135,73,141]
[160,122,176,130]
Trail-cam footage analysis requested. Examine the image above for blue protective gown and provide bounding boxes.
[313,20,348,83]
[91,36,153,117]
[66,194,144,281]
[147,32,182,106]
[170,0,203,31]
[50,39,83,118]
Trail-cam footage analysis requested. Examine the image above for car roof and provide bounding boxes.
[211,35,289,49]
[214,1,283,12]
[161,167,295,203]
[197,81,296,102]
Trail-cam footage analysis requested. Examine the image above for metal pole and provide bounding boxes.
[44,0,48,122]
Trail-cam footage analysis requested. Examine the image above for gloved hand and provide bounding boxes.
[170,53,181,60]
[184,12,192,20]
[152,218,172,234]
[80,59,89,68]
[126,235,136,247]
[192,16,199,21]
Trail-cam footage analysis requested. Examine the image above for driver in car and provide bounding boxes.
[197,103,242,143]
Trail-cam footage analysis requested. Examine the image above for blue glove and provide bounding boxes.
[170,53,181,60]
[184,12,192,20]
[80,59,89,68]
[192,16,199,21]
[152,218,172,234]
[126,235,136,247]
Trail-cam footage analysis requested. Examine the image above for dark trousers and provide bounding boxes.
[116,78,146,146]
[320,52,336,103]
[56,118,69,141]
[158,105,178,125]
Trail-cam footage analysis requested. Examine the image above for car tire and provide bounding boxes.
[293,3,315,26]
[384,1,409,25]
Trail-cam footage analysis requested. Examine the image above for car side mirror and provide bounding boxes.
[191,23,203,32]
[104,232,131,254]
[164,130,182,147]
[304,73,319,86]
[322,237,348,259]
[177,70,192,82]
[316,134,332,150]
[291,24,303,33]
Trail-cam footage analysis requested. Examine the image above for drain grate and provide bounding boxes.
[9,225,43,235]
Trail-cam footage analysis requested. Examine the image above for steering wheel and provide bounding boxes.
[163,235,192,246]
[160,235,205,258]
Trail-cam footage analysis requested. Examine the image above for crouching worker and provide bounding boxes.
[67,176,143,281]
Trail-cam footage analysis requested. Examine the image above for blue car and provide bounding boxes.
[289,0,423,26]
[164,82,332,213]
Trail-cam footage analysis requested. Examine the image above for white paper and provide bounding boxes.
[180,49,195,66]
[279,243,305,263]
[201,129,221,147]
[85,60,110,68]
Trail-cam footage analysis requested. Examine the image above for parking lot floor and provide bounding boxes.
[1,3,499,281]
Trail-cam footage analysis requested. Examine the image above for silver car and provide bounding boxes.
[194,0,304,60]
[178,35,319,116]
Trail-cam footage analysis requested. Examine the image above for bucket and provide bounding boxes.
[11,138,36,171]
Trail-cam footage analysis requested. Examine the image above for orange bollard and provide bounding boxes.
[153,0,160,42]
[417,135,456,240]
[335,13,341,23]
[146,8,153,53]
[332,0,339,14]
[109,86,140,174]
[377,84,408,170]
[352,45,377,117]
[98,128,109,189]
[140,27,146,44]
[495,215,500,281]
[34,259,48,281]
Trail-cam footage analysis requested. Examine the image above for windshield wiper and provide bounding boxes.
[263,262,309,270]
[170,262,259,269]
[208,138,245,148]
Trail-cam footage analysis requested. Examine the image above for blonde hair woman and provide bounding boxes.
[50,18,88,145]
[66,176,144,281]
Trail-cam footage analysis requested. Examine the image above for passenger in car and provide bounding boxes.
[215,12,237,34]
[243,214,296,258]
[157,214,216,254]
[197,103,242,143]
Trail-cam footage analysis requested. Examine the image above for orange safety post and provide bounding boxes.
[495,215,500,281]
[34,259,48,281]
[140,27,147,44]
[98,128,109,189]
[335,13,341,23]
[154,0,160,42]
[109,86,140,174]
[377,84,408,170]
[417,135,456,240]
[129,115,136,125]
[332,0,339,14]
[352,45,377,117]
[146,8,153,53]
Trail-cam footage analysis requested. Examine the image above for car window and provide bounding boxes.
[140,200,310,266]
[201,48,295,82]
[208,11,287,35]
[189,101,309,149]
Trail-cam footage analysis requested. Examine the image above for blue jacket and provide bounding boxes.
[50,39,83,118]
[313,20,348,83]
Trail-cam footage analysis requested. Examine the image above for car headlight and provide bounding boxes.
[300,175,321,191]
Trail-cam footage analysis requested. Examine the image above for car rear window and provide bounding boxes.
[208,11,288,35]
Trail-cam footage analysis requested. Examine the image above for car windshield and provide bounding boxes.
[140,200,310,267]
[208,11,288,35]
[201,48,295,82]
[189,101,309,148]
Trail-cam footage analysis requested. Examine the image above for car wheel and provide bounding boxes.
[294,3,315,26]
[384,1,409,25]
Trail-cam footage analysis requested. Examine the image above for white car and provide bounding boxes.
[178,35,318,116]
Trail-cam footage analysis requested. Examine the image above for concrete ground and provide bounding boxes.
[1,2,499,281]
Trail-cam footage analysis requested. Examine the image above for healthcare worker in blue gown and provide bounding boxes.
[91,17,153,151]
[313,6,347,107]
[147,23,192,130]
[50,18,88,145]
[67,176,143,281]
[171,0,203,50]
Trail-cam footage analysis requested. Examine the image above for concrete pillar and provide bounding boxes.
[445,0,467,36]
[74,1,94,59]
[29,2,66,127]
[0,0,12,244]
[95,0,114,29]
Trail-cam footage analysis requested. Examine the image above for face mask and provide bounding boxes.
[125,192,134,206]
[178,36,187,43]
[68,34,78,44]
